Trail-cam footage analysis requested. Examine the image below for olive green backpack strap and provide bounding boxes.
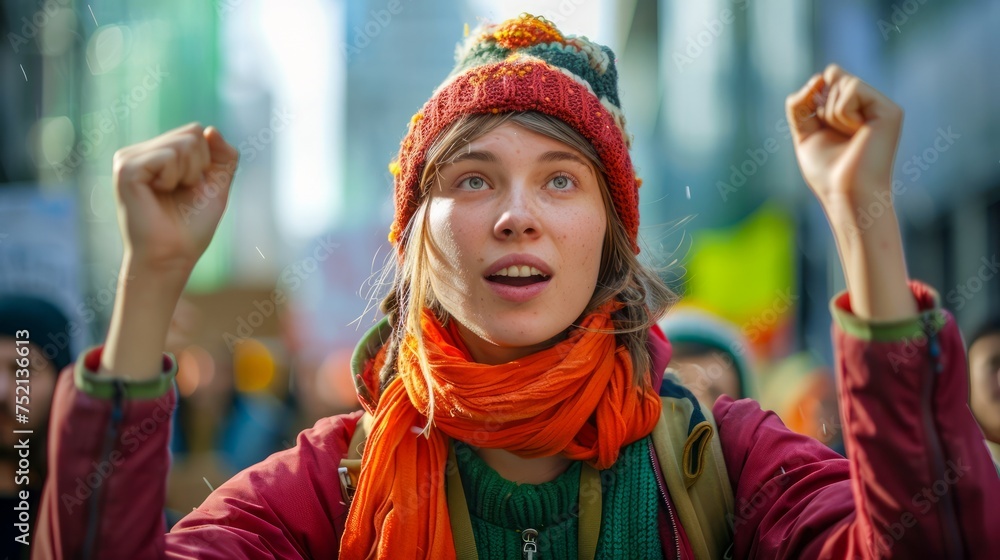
[654,376,736,560]
[337,413,371,506]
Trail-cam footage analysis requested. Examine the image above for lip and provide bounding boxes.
[484,276,552,303]
[483,253,553,303]
[484,253,553,277]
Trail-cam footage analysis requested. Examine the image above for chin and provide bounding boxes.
[494,325,569,349]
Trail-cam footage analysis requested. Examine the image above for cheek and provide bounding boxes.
[970,366,991,390]
[565,209,607,276]
[428,199,480,255]
[427,202,460,269]
[427,200,478,299]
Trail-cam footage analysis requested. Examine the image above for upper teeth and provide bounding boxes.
[493,265,548,278]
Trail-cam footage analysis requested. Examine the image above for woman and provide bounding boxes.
[34,14,999,559]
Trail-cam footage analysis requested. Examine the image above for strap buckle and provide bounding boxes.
[338,466,357,505]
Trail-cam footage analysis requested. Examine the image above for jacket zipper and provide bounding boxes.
[82,379,125,560]
[521,528,538,559]
[919,317,963,558]
[648,438,681,560]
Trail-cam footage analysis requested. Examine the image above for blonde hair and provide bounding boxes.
[377,112,676,421]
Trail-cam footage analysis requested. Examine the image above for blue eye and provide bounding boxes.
[548,175,573,190]
[460,176,487,190]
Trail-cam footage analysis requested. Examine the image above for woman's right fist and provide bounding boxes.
[112,123,239,274]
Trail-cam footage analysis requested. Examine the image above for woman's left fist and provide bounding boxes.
[786,64,903,210]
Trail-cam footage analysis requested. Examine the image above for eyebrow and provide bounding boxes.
[537,150,591,168]
[449,149,592,168]
[449,150,500,164]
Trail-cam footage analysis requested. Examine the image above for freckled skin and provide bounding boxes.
[426,123,607,365]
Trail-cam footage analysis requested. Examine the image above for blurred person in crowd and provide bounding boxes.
[32,14,1000,559]
[761,352,845,455]
[968,316,1000,465]
[0,294,71,557]
[659,308,757,406]
[164,298,296,525]
[160,297,234,526]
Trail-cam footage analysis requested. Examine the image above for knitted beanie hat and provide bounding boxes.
[0,294,73,373]
[388,14,641,253]
[658,307,757,399]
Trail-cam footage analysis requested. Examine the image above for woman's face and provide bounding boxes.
[969,332,1000,442]
[0,338,57,449]
[426,122,607,364]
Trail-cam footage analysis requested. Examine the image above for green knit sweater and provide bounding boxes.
[453,436,663,559]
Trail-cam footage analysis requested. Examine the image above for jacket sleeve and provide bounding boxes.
[165,411,361,559]
[714,281,1000,559]
[33,345,360,560]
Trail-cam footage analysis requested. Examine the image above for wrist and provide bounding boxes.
[821,194,916,321]
[122,250,197,286]
[99,258,188,381]
[820,187,896,238]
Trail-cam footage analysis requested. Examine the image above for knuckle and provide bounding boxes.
[844,77,861,95]
[112,149,128,171]
[175,132,197,149]
[174,136,203,163]
[834,93,849,111]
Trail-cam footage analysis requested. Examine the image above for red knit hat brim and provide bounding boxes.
[390,58,640,254]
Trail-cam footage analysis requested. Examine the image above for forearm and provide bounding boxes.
[100,254,190,381]
[719,287,1000,559]
[824,189,917,321]
[830,292,1000,558]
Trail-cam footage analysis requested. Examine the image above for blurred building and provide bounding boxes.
[615,0,1000,364]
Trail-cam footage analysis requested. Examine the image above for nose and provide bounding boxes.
[493,186,541,241]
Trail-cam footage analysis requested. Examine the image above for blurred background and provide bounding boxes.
[1,0,998,523]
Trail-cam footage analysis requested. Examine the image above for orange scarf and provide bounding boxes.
[340,304,662,559]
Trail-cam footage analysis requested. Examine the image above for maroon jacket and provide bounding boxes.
[33,283,1000,558]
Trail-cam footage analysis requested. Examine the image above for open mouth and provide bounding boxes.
[486,265,551,287]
